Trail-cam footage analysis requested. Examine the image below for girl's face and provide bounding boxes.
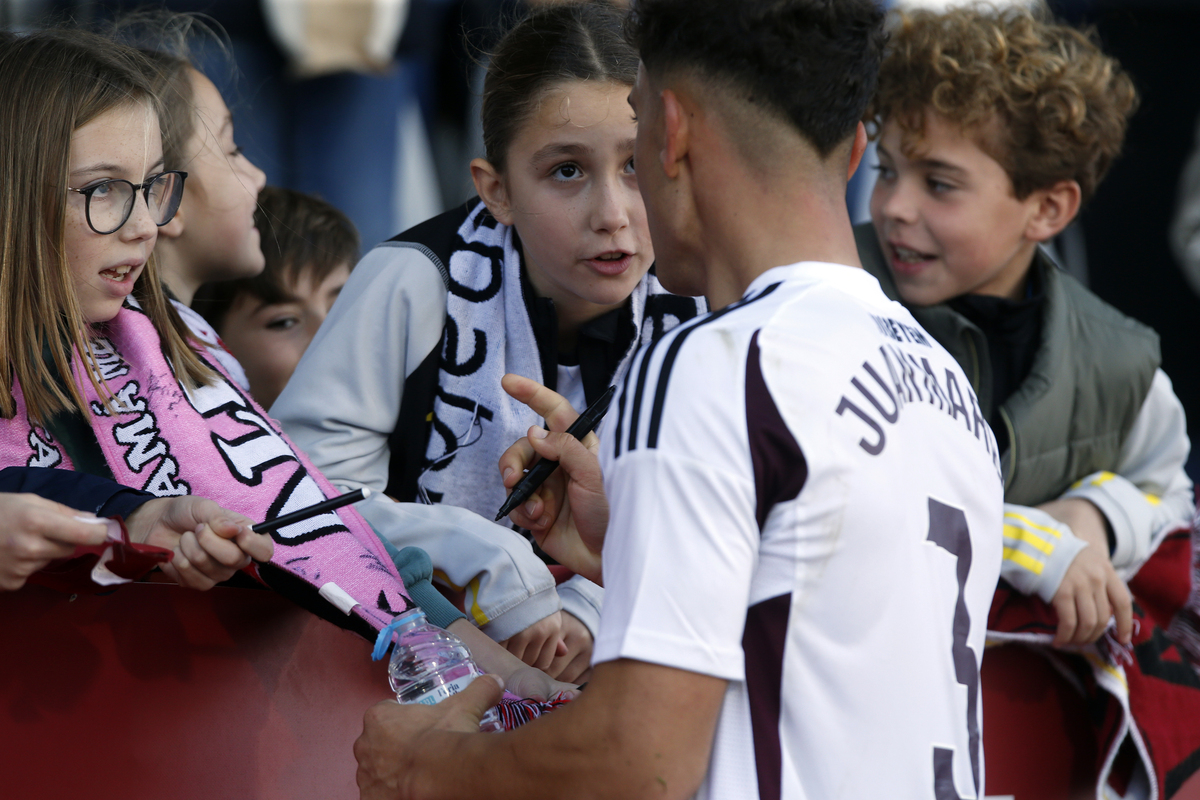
[174,69,267,286]
[488,80,652,326]
[65,102,163,324]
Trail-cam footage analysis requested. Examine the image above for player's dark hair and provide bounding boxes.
[192,186,360,331]
[625,0,886,157]
[481,1,638,172]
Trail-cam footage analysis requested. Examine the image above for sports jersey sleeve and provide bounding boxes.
[272,244,563,643]
[1000,368,1194,597]
[592,324,761,681]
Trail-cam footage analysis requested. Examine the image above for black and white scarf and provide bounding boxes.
[417,201,704,518]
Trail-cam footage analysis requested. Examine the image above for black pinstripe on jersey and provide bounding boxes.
[613,282,783,458]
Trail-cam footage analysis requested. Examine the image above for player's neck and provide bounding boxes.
[698,172,862,309]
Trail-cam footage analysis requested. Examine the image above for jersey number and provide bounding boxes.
[926,498,980,800]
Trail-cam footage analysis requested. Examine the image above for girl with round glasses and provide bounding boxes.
[0,28,579,706]
[67,169,187,235]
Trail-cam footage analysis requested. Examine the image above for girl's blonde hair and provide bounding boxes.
[0,28,213,424]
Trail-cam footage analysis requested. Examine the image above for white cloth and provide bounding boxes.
[593,263,1004,799]
[171,299,250,391]
[419,202,693,522]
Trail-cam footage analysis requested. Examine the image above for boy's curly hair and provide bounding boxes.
[865,2,1137,203]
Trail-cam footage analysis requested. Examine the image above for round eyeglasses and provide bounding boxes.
[67,170,188,235]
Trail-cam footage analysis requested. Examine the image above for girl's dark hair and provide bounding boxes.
[481,1,638,172]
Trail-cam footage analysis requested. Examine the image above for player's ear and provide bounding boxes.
[1025,179,1081,243]
[471,158,513,226]
[848,122,869,181]
[661,89,689,180]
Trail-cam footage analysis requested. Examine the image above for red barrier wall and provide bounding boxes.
[0,582,389,800]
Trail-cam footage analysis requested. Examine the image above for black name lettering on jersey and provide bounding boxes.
[870,314,932,347]
[836,343,1001,475]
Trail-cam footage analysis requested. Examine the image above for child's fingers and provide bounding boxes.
[7,494,110,548]
[193,524,253,569]
[1074,592,1099,645]
[1109,576,1134,645]
[234,526,274,563]
[167,543,216,591]
[1052,594,1078,646]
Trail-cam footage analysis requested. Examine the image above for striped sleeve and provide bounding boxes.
[610,283,781,460]
[999,503,1088,601]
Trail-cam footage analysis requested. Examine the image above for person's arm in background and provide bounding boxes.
[0,466,272,591]
[1171,113,1200,297]
[272,246,568,659]
[1001,369,1192,646]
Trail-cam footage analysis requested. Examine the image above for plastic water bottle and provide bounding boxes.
[379,608,504,733]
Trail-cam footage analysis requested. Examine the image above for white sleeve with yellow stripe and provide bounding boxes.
[1062,369,1193,582]
[1001,505,1089,601]
[1001,370,1193,599]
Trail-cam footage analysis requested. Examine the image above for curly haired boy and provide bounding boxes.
[857,2,1196,793]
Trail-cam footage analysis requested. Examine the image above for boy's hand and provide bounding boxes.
[502,664,581,703]
[0,493,110,591]
[500,611,565,670]
[498,374,609,584]
[125,496,273,590]
[547,610,594,683]
[1039,497,1133,647]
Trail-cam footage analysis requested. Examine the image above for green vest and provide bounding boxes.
[854,224,1160,506]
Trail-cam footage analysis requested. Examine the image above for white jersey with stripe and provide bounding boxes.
[592,262,1004,800]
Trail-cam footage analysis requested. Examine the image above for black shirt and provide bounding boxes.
[947,264,1046,455]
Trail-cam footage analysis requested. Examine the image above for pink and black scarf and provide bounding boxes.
[2,301,412,639]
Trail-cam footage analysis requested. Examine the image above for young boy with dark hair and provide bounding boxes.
[857,3,1196,794]
[353,2,1005,798]
[193,185,359,409]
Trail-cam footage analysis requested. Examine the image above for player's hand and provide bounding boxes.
[499,374,609,584]
[1040,498,1133,647]
[500,610,566,670]
[547,610,594,683]
[125,496,273,591]
[355,674,505,800]
[0,493,111,591]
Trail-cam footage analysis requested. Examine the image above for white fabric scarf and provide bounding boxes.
[418,201,701,519]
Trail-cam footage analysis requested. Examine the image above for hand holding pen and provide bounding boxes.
[496,386,615,521]
[497,375,613,584]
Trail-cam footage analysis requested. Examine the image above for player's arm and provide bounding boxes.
[355,657,726,800]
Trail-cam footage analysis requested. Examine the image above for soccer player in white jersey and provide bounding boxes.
[353,2,1004,798]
